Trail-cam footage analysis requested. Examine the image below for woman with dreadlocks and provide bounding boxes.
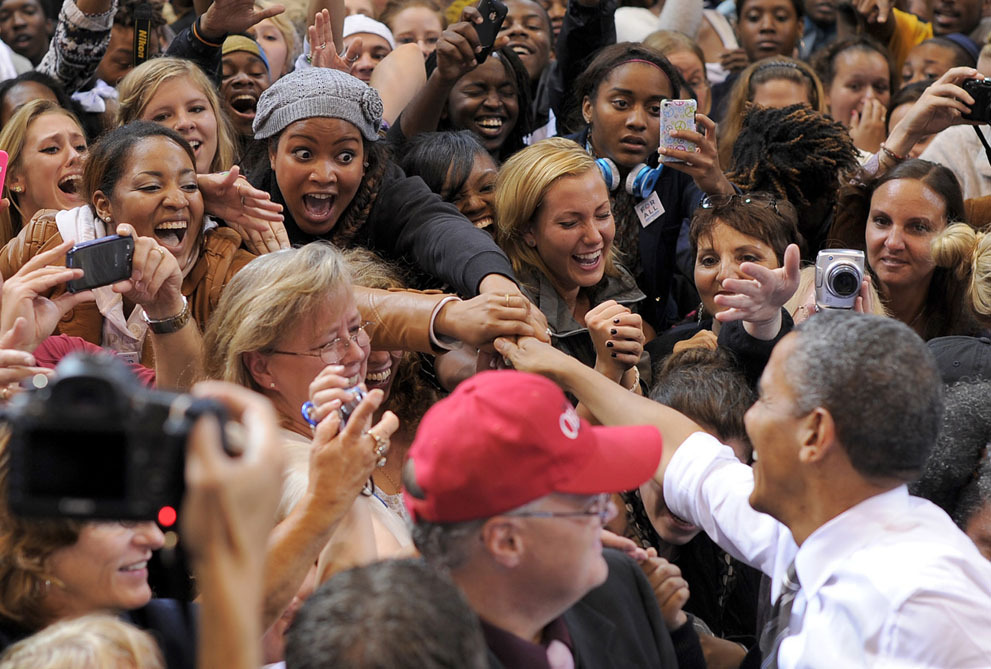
[569,43,735,329]
[726,103,859,260]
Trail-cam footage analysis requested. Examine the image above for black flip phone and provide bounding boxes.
[65,235,135,293]
[474,0,508,64]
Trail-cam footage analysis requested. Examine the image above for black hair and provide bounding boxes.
[0,71,99,138]
[83,120,194,202]
[572,43,687,132]
[811,36,898,98]
[886,80,930,132]
[113,0,167,29]
[735,0,803,20]
[441,47,532,162]
[398,129,488,201]
[924,36,978,69]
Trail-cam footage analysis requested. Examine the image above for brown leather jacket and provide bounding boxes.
[0,214,451,365]
[0,214,255,366]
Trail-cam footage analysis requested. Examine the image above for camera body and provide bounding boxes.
[339,385,367,427]
[963,78,991,124]
[815,249,865,310]
[3,353,223,521]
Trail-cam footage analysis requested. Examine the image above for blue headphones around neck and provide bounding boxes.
[587,140,663,200]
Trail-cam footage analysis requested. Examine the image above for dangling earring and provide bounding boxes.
[697,301,705,325]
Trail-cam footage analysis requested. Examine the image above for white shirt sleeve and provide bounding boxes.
[663,431,787,577]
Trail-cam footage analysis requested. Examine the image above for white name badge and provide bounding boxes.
[635,191,665,228]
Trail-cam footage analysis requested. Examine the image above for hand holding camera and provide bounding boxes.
[110,224,185,321]
[3,238,95,353]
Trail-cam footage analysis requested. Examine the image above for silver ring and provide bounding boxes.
[317,42,327,50]
[305,53,313,63]
[368,431,390,460]
[349,54,359,62]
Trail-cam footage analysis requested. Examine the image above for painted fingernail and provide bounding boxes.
[611,352,617,358]
[613,318,620,324]
[610,328,617,335]
[606,341,614,348]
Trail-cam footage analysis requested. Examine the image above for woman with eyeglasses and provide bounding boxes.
[647,192,802,361]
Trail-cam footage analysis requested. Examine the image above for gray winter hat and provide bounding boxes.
[252,68,383,141]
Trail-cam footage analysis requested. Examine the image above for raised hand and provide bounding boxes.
[849,98,887,154]
[198,167,287,253]
[199,0,286,43]
[306,9,361,71]
[714,243,801,340]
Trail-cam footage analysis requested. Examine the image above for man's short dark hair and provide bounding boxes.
[786,312,944,481]
[285,559,488,669]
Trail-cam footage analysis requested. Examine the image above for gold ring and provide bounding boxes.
[1,386,9,401]
[153,247,166,258]
[504,294,511,308]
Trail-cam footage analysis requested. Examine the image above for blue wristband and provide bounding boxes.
[301,401,318,427]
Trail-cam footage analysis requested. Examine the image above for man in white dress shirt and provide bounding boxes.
[495,311,991,668]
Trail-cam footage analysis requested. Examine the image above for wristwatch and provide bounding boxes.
[142,295,191,334]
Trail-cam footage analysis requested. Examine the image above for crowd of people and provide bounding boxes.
[0,0,987,665]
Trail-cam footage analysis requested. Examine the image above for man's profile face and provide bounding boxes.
[744,334,806,520]
[513,493,613,603]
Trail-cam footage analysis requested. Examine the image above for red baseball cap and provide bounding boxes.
[403,370,663,524]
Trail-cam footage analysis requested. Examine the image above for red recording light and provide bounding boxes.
[157,506,177,527]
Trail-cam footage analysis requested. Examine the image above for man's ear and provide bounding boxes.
[242,350,275,390]
[797,407,836,465]
[480,517,526,568]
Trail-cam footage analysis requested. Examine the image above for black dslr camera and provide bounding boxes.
[3,353,226,521]
[963,78,991,124]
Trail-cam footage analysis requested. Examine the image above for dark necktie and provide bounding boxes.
[758,560,801,669]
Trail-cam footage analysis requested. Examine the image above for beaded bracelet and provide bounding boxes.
[879,143,905,163]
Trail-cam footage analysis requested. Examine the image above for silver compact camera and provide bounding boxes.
[815,249,865,310]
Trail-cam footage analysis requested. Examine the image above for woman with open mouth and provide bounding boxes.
[249,66,530,303]
[0,100,87,247]
[495,138,649,393]
[0,121,255,375]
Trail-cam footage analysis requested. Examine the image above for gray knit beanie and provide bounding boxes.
[253,68,383,141]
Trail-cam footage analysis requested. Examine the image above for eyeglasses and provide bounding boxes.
[508,493,615,525]
[699,192,780,215]
[269,321,374,365]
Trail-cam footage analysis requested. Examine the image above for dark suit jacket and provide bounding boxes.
[486,549,687,668]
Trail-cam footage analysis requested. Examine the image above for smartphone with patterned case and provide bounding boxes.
[659,99,697,164]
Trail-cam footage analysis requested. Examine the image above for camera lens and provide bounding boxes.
[829,265,860,297]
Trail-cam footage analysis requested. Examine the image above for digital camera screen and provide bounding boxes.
[23,429,127,500]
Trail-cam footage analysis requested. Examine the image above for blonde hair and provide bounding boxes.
[0,614,164,669]
[783,264,889,318]
[932,223,991,326]
[202,242,353,390]
[115,58,238,173]
[255,0,302,76]
[642,30,705,70]
[0,100,84,245]
[494,137,618,283]
[718,57,826,169]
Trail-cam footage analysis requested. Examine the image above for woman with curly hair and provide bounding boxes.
[247,67,524,299]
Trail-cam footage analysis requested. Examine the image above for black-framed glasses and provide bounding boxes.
[699,192,780,215]
[269,321,374,365]
[508,493,615,525]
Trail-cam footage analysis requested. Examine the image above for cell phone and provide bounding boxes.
[0,150,8,195]
[474,0,508,64]
[659,99,698,164]
[65,235,135,294]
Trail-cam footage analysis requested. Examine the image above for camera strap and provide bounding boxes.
[973,125,991,170]
[132,3,153,67]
